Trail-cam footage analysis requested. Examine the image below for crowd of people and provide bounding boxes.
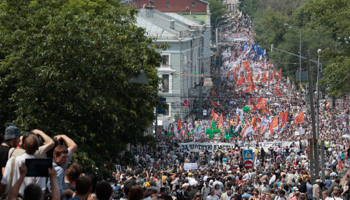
[0,8,349,200]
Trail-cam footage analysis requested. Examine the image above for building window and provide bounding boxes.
[192,2,196,8]
[166,2,170,8]
[162,55,170,65]
[162,74,169,93]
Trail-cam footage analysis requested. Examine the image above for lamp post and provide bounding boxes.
[284,23,301,86]
[215,15,228,45]
[316,49,321,139]
[215,19,228,94]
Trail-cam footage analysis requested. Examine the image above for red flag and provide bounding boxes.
[337,160,345,169]
[218,113,223,129]
[211,100,222,108]
[233,73,237,80]
[294,112,305,124]
[251,79,255,90]
[269,117,278,134]
[275,86,282,97]
[236,115,240,126]
[227,71,230,78]
[257,97,262,103]
[278,68,282,80]
[236,77,245,86]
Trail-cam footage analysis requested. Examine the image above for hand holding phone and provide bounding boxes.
[25,158,53,177]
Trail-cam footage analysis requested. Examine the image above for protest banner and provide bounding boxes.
[184,163,198,170]
[243,141,299,151]
[180,142,236,153]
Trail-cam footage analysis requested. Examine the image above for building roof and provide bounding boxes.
[165,13,202,26]
[136,8,195,39]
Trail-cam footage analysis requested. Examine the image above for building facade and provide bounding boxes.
[136,8,211,125]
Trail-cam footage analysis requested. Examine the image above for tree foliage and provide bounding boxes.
[239,0,349,97]
[0,0,163,173]
[207,0,228,28]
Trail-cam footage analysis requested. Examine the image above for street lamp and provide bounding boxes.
[316,49,321,139]
[284,23,302,86]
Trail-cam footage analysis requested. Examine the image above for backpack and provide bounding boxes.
[175,190,185,200]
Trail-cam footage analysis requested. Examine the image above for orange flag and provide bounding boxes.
[326,102,331,108]
[218,113,223,129]
[279,111,284,119]
[211,100,222,108]
[246,71,252,83]
[269,117,279,134]
[243,61,250,71]
[177,119,182,132]
[282,111,288,127]
[244,85,252,94]
[236,115,240,126]
[211,109,219,121]
[294,112,305,124]
[211,88,215,96]
[256,98,266,110]
[275,86,282,97]
[227,71,230,78]
[240,123,249,137]
[251,115,257,130]
[261,72,267,83]
[261,105,271,115]
[254,73,260,81]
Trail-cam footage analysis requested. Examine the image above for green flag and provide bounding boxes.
[167,132,173,137]
[243,106,250,113]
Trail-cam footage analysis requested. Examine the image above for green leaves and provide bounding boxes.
[0,0,162,173]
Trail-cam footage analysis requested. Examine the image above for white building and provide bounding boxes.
[136,8,211,125]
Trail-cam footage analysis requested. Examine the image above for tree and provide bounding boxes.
[206,0,228,28]
[0,0,163,173]
[306,0,350,97]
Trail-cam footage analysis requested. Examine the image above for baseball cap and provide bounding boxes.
[4,125,21,140]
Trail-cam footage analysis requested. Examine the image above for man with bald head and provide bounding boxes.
[0,134,45,198]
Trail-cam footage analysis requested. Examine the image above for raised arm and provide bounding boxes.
[48,167,60,200]
[8,163,26,200]
[54,135,77,154]
[32,129,54,153]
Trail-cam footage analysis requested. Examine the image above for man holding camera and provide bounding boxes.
[48,134,77,200]
[8,129,54,159]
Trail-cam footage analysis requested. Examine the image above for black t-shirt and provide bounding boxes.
[0,145,10,180]
[235,193,242,200]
